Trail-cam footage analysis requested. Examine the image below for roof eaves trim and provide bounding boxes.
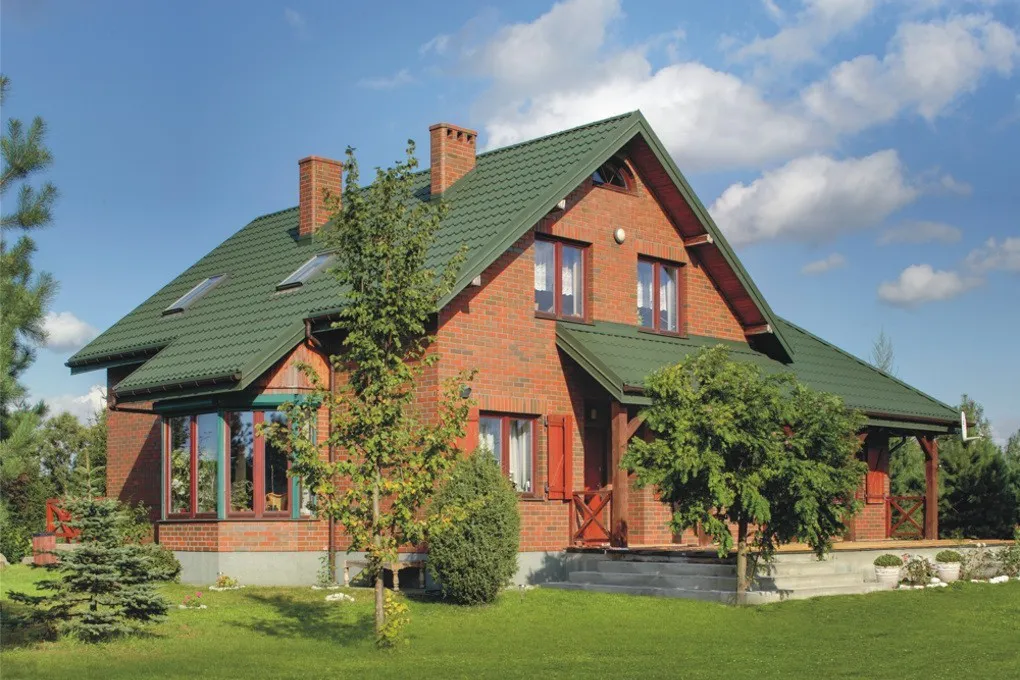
[114,370,242,399]
[554,323,626,402]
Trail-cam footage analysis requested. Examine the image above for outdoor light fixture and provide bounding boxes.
[460,386,473,399]
[614,227,626,244]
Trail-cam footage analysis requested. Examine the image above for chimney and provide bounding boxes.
[298,156,343,237]
[429,123,477,197]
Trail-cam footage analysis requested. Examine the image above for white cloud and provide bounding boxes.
[877,263,981,306]
[472,0,823,172]
[709,150,919,246]
[735,0,879,67]
[762,0,785,23]
[420,34,451,55]
[284,7,305,30]
[358,69,415,90]
[878,220,962,245]
[42,311,98,352]
[801,252,847,275]
[964,236,1020,272]
[803,13,1018,132]
[938,174,973,196]
[45,385,106,423]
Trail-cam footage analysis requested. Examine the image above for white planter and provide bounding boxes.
[875,566,902,588]
[935,562,960,583]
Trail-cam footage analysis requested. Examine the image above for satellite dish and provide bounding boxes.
[960,411,983,443]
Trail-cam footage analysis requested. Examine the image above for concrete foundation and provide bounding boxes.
[175,550,569,587]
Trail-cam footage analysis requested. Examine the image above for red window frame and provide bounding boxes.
[638,257,684,335]
[225,410,292,518]
[478,412,539,497]
[534,236,588,321]
[591,159,634,193]
[164,414,218,520]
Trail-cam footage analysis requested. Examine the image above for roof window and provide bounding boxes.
[163,275,225,315]
[277,253,333,290]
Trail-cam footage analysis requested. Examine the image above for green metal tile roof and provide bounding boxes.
[555,320,958,426]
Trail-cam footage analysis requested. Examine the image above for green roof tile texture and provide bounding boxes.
[556,320,957,424]
[68,114,638,396]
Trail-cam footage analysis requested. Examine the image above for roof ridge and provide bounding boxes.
[776,317,957,415]
[476,111,639,160]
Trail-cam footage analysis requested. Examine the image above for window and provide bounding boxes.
[224,410,291,517]
[534,238,585,319]
[592,159,630,189]
[638,259,681,333]
[478,413,536,494]
[277,253,333,290]
[166,413,219,517]
[164,275,224,314]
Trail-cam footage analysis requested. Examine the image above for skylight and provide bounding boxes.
[277,253,333,290]
[163,275,225,315]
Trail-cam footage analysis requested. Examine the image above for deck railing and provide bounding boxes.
[887,495,925,539]
[45,498,80,543]
[570,489,612,546]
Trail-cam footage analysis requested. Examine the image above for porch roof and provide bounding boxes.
[555,320,958,431]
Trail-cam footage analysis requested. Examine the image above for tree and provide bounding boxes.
[9,497,168,642]
[38,413,87,497]
[262,142,473,642]
[1,74,58,429]
[622,346,866,602]
[870,329,896,375]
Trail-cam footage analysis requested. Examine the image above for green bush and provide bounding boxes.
[138,543,181,582]
[999,528,1020,578]
[0,523,33,564]
[935,550,963,563]
[874,554,903,567]
[427,450,520,605]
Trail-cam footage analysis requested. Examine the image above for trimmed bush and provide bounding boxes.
[427,450,520,604]
[138,543,182,582]
[935,550,963,564]
[874,554,903,567]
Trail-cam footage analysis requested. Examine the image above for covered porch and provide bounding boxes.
[556,319,961,550]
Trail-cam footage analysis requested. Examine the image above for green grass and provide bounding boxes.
[2,565,1019,679]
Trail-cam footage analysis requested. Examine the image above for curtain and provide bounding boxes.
[659,266,677,331]
[534,242,553,292]
[509,419,532,493]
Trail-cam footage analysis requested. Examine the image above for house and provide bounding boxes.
[67,112,960,586]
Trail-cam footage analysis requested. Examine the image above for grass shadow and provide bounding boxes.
[231,592,373,645]
[0,599,57,649]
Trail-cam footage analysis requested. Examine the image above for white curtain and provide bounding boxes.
[534,243,553,292]
[659,266,677,331]
[509,419,532,492]
[479,417,501,467]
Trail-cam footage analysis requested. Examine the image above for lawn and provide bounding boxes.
[2,565,1018,680]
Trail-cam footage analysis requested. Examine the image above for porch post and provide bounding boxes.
[610,401,630,547]
[918,435,939,540]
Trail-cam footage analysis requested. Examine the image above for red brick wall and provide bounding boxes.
[435,165,747,551]
[106,366,161,518]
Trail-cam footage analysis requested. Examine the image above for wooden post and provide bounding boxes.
[918,436,939,540]
[610,402,630,547]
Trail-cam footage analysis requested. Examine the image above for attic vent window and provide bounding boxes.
[277,253,333,290]
[163,275,225,315]
[592,160,630,189]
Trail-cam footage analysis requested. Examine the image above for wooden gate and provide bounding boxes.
[571,489,612,546]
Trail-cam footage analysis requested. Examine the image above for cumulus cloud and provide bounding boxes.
[803,14,1018,133]
[964,236,1020,273]
[801,253,847,275]
[735,0,879,67]
[45,385,106,422]
[358,69,415,90]
[877,264,980,307]
[42,311,98,352]
[878,220,962,245]
[471,0,823,172]
[709,150,918,246]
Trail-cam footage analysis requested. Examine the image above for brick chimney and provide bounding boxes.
[429,123,477,197]
[298,156,343,237]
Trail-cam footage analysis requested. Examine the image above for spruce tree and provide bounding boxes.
[10,497,168,642]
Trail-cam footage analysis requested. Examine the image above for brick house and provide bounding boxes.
[68,112,960,585]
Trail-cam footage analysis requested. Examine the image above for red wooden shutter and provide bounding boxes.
[456,408,479,453]
[866,446,882,504]
[546,414,573,500]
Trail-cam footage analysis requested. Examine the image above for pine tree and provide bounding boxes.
[870,329,895,375]
[9,497,168,642]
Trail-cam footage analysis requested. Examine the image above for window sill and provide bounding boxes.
[637,326,686,339]
[535,313,594,326]
[592,182,637,197]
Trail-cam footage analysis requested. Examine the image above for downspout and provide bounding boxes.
[304,320,337,583]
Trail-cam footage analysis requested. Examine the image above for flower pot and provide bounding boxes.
[875,565,901,588]
[935,562,960,583]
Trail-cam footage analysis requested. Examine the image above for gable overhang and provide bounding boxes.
[437,112,794,362]
[555,324,650,406]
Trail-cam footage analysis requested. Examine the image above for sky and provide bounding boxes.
[2,0,1017,441]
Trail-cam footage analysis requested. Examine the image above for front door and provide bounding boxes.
[578,401,611,543]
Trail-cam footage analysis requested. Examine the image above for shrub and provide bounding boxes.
[8,497,167,642]
[935,550,963,563]
[903,554,935,584]
[999,529,1020,578]
[874,554,903,567]
[427,450,520,605]
[961,546,999,580]
[0,524,32,564]
[138,542,181,582]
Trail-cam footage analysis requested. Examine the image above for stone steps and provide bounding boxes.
[568,570,736,591]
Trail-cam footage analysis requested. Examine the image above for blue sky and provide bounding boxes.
[3,0,1017,440]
